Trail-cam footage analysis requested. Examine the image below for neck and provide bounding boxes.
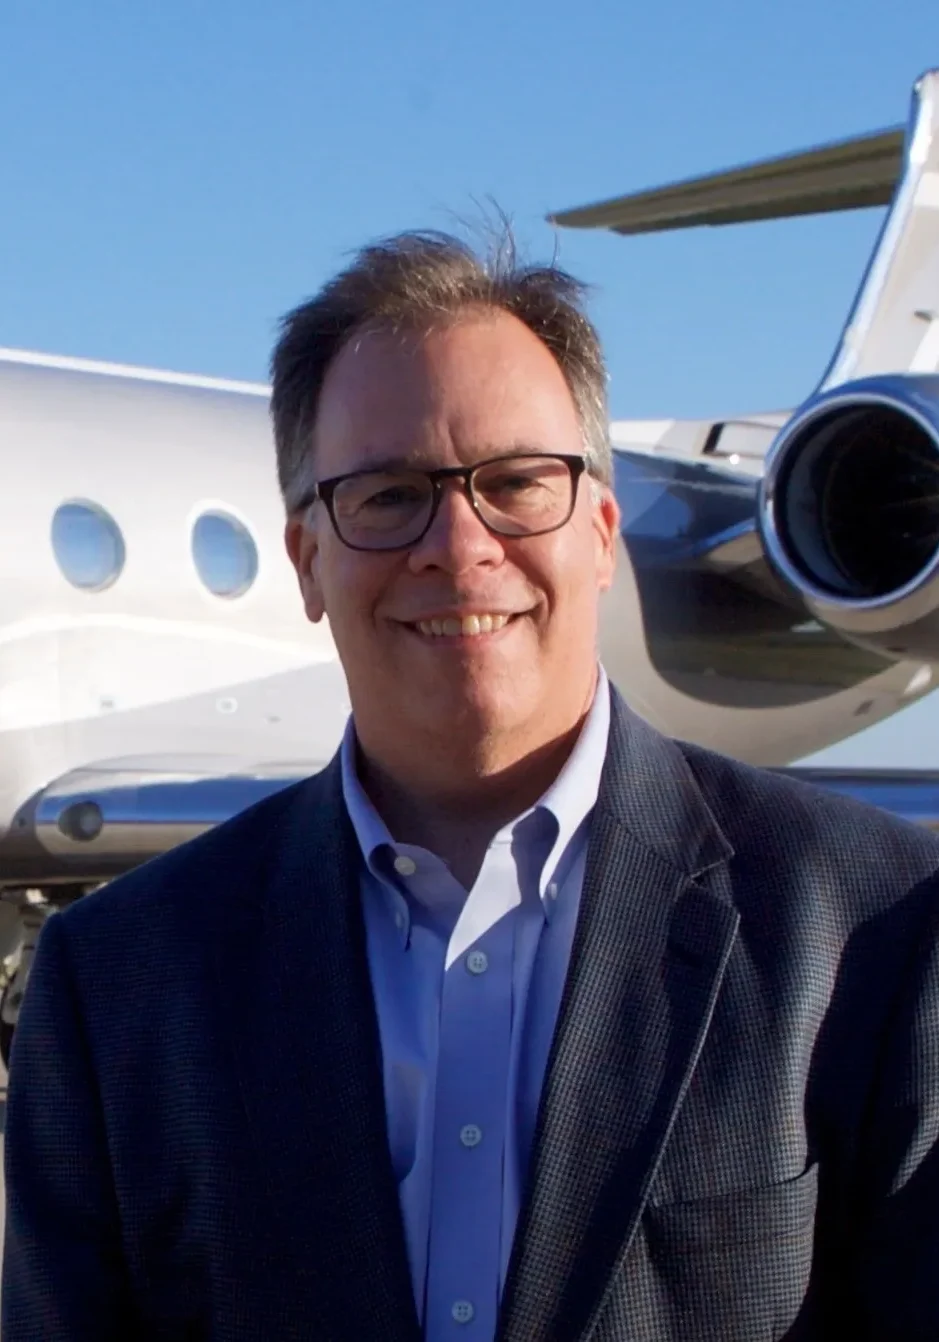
[354,674,599,887]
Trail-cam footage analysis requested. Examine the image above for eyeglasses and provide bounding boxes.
[301,452,587,552]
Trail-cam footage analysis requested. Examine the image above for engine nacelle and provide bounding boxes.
[758,373,939,661]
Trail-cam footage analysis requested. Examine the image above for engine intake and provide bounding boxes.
[759,374,939,660]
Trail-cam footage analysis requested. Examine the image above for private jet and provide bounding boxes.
[1,70,938,1059]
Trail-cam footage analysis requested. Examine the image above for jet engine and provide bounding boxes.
[759,374,939,661]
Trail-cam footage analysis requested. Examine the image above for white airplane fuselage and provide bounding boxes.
[0,356,347,849]
[0,350,931,880]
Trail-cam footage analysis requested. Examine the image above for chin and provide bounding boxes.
[406,674,537,737]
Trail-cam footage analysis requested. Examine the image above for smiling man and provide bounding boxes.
[282,300,617,891]
[4,231,939,1341]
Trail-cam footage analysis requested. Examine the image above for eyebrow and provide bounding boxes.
[348,454,417,474]
[340,445,554,475]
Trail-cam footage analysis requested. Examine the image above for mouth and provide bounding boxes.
[402,612,523,641]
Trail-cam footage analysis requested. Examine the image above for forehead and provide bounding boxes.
[312,310,583,474]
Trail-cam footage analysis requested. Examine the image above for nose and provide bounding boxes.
[407,479,505,574]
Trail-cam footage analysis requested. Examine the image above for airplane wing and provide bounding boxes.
[775,769,939,829]
[548,127,903,235]
[3,755,319,887]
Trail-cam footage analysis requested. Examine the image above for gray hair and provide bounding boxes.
[270,228,612,513]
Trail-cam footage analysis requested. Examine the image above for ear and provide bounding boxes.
[284,514,326,623]
[592,486,619,594]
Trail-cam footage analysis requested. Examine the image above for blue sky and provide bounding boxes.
[2,1,937,765]
[1,0,934,423]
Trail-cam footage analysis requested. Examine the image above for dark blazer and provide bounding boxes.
[4,690,939,1341]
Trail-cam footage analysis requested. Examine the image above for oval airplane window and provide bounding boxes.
[51,501,126,591]
[191,510,258,598]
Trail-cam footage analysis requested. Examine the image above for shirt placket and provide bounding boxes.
[422,860,517,1338]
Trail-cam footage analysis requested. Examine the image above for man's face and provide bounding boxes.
[285,310,618,752]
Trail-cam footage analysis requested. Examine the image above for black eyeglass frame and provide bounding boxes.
[299,452,588,552]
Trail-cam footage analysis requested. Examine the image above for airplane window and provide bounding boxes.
[191,510,258,598]
[51,501,126,591]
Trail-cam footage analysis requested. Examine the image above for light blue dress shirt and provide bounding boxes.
[340,668,611,1340]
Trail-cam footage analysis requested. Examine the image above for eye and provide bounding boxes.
[335,472,429,517]
[499,473,540,491]
[481,470,544,496]
[364,483,425,508]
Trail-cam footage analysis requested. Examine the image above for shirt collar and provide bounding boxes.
[340,721,396,883]
[340,665,611,913]
[529,663,610,904]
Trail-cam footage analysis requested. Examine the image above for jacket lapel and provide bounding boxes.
[214,759,420,1342]
[499,695,740,1342]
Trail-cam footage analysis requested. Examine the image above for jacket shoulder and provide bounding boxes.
[680,738,939,874]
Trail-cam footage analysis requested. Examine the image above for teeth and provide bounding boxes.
[416,613,512,638]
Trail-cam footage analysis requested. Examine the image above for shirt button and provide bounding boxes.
[451,1300,475,1324]
[460,1124,482,1148]
[394,909,406,932]
[393,855,417,876]
[547,882,559,900]
[466,950,489,975]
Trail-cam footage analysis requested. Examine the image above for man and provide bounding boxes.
[3,230,939,1341]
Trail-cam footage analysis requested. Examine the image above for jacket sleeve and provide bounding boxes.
[2,912,138,1340]
[850,877,939,1339]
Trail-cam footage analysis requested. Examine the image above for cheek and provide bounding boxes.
[536,527,608,637]
[556,520,603,593]
[319,551,392,643]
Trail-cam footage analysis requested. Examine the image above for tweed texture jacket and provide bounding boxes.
[4,688,939,1341]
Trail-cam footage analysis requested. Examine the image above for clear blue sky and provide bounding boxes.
[2,1,937,765]
[1,0,935,424]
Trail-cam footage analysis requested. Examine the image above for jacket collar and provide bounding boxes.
[498,689,738,1341]
[219,685,736,1342]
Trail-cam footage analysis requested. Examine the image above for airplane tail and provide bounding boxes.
[549,69,939,384]
[565,72,939,677]
[820,73,939,386]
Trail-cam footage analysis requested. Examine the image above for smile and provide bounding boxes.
[413,613,515,638]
